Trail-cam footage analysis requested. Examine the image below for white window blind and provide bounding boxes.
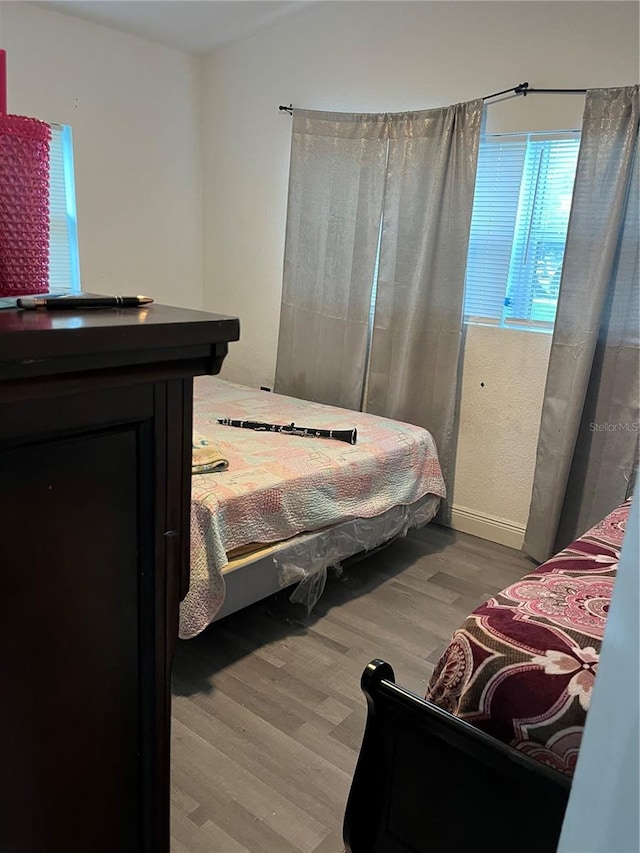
[464,131,580,327]
[48,123,81,293]
[465,136,527,320]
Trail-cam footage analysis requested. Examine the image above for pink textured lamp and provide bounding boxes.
[0,49,52,296]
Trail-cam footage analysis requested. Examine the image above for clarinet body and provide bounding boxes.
[217,418,357,445]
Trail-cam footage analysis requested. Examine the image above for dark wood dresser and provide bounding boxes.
[0,304,239,853]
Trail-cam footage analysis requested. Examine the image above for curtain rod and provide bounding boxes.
[484,82,587,100]
[278,83,588,114]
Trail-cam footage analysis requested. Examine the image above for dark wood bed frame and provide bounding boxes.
[343,660,571,853]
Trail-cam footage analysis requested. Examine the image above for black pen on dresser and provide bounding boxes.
[16,295,154,310]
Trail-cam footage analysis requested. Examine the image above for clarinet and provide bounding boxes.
[217,418,357,445]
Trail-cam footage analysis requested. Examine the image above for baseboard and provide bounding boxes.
[449,505,526,550]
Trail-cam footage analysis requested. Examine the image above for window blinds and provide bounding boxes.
[506,136,580,323]
[48,123,81,293]
[465,135,527,321]
[464,131,580,326]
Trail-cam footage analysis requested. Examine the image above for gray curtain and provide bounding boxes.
[365,102,483,520]
[525,86,640,562]
[276,101,482,515]
[275,110,388,410]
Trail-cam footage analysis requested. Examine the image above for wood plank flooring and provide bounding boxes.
[171,523,536,853]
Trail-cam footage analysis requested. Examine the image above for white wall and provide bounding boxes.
[558,493,639,853]
[453,324,552,543]
[1,2,203,309]
[202,0,638,544]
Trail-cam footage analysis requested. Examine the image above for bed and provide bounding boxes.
[344,500,631,852]
[181,377,446,639]
[425,498,629,774]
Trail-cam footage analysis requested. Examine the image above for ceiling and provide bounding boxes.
[33,1,309,54]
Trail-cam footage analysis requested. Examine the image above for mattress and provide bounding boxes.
[213,492,442,626]
[425,500,630,776]
[181,377,446,638]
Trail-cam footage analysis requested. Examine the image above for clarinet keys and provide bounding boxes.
[217,418,357,445]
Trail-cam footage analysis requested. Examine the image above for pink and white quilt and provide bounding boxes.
[182,377,445,638]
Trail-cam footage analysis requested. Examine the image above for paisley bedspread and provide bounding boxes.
[426,501,630,776]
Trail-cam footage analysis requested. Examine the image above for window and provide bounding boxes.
[464,131,580,328]
[48,123,81,293]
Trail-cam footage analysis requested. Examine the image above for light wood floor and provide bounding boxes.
[170,523,535,853]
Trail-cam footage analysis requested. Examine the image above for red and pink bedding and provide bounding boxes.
[426,500,630,776]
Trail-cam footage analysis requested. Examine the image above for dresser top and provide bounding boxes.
[0,303,240,382]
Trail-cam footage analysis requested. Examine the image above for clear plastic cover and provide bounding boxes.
[273,493,441,612]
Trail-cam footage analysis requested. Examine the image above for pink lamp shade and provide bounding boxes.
[0,49,52,297]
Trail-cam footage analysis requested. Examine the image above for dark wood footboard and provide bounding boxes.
[343,660,571,853]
